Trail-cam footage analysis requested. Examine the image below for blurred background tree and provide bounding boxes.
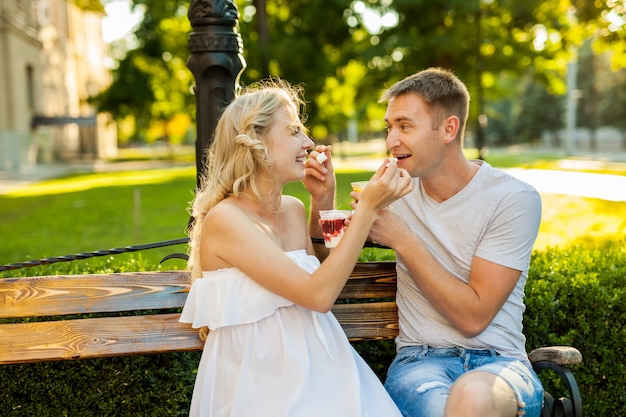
[91,0,195,146]
[90,0,626,152]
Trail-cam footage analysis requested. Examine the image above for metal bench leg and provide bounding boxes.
[533,360,582,417]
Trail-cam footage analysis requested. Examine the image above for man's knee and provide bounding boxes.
[445,371,518,417]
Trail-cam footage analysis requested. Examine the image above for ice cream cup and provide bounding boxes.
[319,210,352,248]
[350,181,369,193]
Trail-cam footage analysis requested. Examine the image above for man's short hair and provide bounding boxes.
[380,67,470,133]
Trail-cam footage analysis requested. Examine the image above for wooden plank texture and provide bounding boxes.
[333,301,399,341]
[0,266,396,319]
[0,271,191,318]
[0,264,400,364]
[338,262,397,300]
[0,313,203,364]
[0,303,398,364]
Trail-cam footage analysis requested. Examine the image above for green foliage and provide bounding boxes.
[525,241,626,416]
[514,78,565,144]
[352,339,396,382]
[0,167,381,272]
[93,0,626,147]
[71,0,105,13]
[0,255,158,279]
[0,352,199,416]
[92,0,194,144]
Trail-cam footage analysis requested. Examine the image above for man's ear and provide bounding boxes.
[444,115,460,144]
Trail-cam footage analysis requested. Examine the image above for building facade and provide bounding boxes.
[0,0,116,175]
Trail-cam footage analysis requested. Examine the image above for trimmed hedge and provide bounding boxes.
[524,240,626,416]
[0,353,199,416]
[1,241,625,415]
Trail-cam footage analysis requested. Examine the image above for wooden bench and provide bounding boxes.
[0,262,582,416]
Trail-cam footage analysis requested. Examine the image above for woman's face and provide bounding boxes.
[264,106,314,183]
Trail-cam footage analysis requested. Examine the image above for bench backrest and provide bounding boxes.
[0,262,398,365]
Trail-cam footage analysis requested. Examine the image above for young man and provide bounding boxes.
[368,68,544,417]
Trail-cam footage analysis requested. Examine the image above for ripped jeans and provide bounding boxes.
[383,345,544,417]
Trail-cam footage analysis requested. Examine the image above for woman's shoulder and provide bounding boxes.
[282,194,305,208]
[203,198,252,231]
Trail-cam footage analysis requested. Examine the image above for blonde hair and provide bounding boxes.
[187,79,307,280]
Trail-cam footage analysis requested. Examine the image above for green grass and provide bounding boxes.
[0,167,196,272]
[2,151,626,275]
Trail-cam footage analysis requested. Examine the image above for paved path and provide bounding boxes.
[2,158,626,202]
[334,157,626,202]
[504,168,626,202]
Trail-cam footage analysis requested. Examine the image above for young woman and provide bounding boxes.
[180,79,411,416]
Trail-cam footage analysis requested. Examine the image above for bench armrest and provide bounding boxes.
[528,346,582,366]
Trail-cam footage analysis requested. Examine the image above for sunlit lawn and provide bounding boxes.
[1,158,625,273]
[0,167,197,271]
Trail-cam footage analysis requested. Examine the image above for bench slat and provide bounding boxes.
[0,302,398,364]
[0,265,397,319]
[337,262,397,300]
[0,313,201,365]
[333,301,398,341]
[0,271,190,318]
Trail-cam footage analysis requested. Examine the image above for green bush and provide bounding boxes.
[524,240,626,416]
[0,353,199,416]
[2,242,625,415]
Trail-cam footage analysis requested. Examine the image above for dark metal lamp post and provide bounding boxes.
[187,0,246,190]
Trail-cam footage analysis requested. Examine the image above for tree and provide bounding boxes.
[91,0,194,145]
[576,40,600,150]
[348,0,625,148]
[514,77,565,146]
[236,0,366,133]
[359,1,572,151]
[91,0,626,148]
[599,67,626,150]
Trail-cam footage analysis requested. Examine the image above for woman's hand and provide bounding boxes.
[303,145,336,205]
[356,157,412,212]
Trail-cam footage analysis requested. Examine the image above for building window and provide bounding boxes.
[26,65,35,110]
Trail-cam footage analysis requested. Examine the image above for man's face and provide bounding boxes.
[384,93,446,178]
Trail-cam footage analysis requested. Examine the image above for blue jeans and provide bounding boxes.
[384,345,544,417]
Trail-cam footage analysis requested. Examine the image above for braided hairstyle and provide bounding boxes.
[187,79,307,280]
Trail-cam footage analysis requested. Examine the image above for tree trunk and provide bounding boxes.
[254,0,271,78]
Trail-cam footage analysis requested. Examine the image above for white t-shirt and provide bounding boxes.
[392,161,541,368]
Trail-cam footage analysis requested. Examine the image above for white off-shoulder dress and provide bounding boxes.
[180,249,402,417]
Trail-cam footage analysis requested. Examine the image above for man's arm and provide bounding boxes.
[396,238,521,337]
[369,208,522,337]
